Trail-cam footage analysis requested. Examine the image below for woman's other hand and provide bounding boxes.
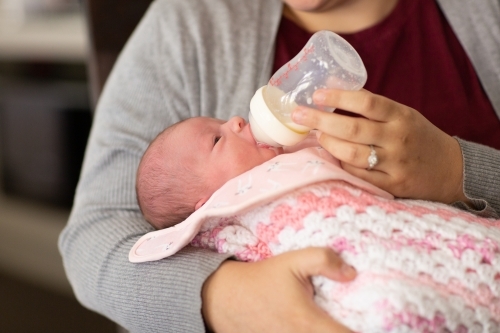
[292,89,468,204]
[202,247,355,333]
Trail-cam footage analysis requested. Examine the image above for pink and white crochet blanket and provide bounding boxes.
[192,178,500,332]
[130,148,500,333]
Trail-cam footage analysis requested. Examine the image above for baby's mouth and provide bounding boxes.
[256,142,272,149]
[257,142,283,155]
[247,123,283,154]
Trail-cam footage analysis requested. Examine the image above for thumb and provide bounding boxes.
[292,247,357,283]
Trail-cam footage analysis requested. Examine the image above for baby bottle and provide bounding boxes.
[249,30,367,147]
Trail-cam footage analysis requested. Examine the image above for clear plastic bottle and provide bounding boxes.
[249,30,367,147]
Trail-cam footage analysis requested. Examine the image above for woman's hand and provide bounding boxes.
[202,247,356,333]
[292,89,468,204]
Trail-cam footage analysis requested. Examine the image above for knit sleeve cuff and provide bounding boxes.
[454,137,500,218]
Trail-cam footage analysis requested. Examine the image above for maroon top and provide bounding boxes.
[273,0,500,149]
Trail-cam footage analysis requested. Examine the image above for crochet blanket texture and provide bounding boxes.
[191,180,500,333]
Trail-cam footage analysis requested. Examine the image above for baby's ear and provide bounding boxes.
[195,197,209,211]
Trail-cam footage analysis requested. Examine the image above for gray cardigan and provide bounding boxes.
[59,0,500,332]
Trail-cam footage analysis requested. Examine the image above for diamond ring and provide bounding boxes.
[367,145,378,170]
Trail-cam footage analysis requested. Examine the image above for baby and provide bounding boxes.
[134,116,500,333]
[137,116,314,229]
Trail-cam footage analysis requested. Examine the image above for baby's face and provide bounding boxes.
[168,117,280,197]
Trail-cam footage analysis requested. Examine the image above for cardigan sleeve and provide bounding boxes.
[452,137,500,218]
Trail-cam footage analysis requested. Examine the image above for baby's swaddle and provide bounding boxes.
[130,148,500,332]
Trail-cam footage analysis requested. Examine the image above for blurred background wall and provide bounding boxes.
[0,0,116,331]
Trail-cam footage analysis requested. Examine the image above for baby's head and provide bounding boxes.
[136,116,279,229]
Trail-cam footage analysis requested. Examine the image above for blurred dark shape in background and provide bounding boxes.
[0,0,154,331]
[0,0,116,332]
[0,62,91,207]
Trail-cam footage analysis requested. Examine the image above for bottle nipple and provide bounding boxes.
[249,88,310,147]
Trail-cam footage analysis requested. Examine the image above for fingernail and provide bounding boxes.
[341,263,356,278]
[315,131,322,140]
[313,90,327,104]
[292,107,306,124]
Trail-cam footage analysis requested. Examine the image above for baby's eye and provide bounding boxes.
[214,136,221,146]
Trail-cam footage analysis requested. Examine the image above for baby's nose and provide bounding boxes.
[228,116,246,132]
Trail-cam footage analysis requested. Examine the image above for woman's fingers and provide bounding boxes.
[290,247,357,283]
[341,162,391,191]
[318,130,391,189]
[293,106,385,146]
[313,88,400,122]
[317,132,386,171]
[292,88,467,204]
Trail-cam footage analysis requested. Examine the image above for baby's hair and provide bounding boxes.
[136,120,206,229]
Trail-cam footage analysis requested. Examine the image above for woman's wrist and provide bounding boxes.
[442,137,470,205]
